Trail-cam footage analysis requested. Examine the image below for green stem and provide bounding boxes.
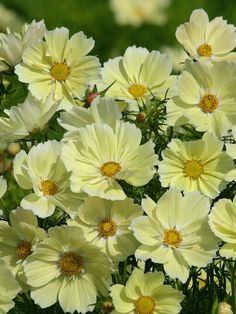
[230,260,236,314]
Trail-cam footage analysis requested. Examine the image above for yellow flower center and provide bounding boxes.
[128,84,148,98]
[100,161,121,178]
[163,229,182,248]
[59,251,84,276]
[99,218,117,238]
[50,62,70,81]
[197,44,212,57]
[16,240,32,260]
[184,159,204,180]
[40,180,58,196]
[199,94,218,113]
[135,296,155,314]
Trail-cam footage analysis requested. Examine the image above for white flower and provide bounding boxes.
[110,268,184,314]
[0,94,59,141]
[24,226,112,314]
[68,196,142,261]
[0,20,45,72]
[62,121,158,200]
[158,133,234,198]
[132,189,218,283]
[13,140,84,218]
[176,9,236,62]
[166,60,236,137]
[110,0,171,27]
[0,260,20,314]
[0,176,6,199]
[58,96,122,141]
[15,27,100,110]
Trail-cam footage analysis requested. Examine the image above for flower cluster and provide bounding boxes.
[0,8,235,314]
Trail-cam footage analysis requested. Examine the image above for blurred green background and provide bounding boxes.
[1,0,236,62]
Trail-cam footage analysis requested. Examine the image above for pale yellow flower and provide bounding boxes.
[62,121,158,200]
[110,268,184,314]
[0,260,20,314]
[110,0,171,27]
[176,9,236,62]
[0,20,45,72]
[158,133,234,198]
[13,140,84,218]
[132,189,218,283]
[0,207,47,289]
[68,196,142,261]
[15,27,100,110]
[24,226,112,313]
[209,196,236,259]
[166,60,236,138]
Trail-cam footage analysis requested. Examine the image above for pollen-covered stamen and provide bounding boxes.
[59,251,84,276]
[50,62,70,81]
[40,180,58,196]
[99,218,117,238]
[16,240,32,260]
[184,159,204,180]
[135,296,155,314]
[163,229,182,248]
[100,161,121,178]
[128,84,148,98]
[199,94,218,113]
[197,44,212,57]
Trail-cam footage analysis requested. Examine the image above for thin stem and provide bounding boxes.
[230,260,236,314]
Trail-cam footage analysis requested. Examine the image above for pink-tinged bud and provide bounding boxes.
[136,112,146,123]
[86,92,100,106]
[218,302,233,314]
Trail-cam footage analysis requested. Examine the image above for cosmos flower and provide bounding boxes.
[62,121,158,200]
[24,226,112,314]
[176,9,236,62]
[110,268,184,314]
[131,189,218,283]
[15,27,100,110]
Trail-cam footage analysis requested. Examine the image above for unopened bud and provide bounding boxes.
[85,92,100,106]
[136,112,146,123]
[217,302,233,314]
[100,301,114,314]
[7,143,21,156]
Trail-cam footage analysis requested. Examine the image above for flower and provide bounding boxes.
[0,260,20,313]
[0,175,7,199]
[0,20,45,72]
[0,94,59,141]
[161,45,188,72]
[176,9,236,62]
[68,196,142,261]
[58,96,122,141]
[158,133,234,198]
[131,189,218,283]
[99,46,173,112]
[62,121,158,200]
[166,60,236,137]
[0,207,47,288]
[24,226,112,314]
[13,140,84,218]
[15,27,100,110]
[110,0,171,27]
[110,268,184,314]
[208,196,236,259]
[217,302,233,314]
